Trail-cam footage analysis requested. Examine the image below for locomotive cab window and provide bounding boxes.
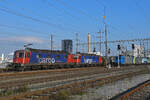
[14,52,17,58]
[19,53,23,58]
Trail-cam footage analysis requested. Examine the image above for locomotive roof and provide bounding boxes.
[77,53,99,56]
[15,48,69,54]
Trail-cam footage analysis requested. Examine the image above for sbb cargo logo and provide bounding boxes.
[38,58,55,63]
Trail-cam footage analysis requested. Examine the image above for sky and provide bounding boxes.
[0,0,150,55]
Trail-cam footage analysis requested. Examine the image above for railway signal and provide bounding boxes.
[117,44,121,50]
[108,48,110,54]
[117,44,120,68]
[132,44,135,49]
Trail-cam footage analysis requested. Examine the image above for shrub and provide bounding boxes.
[55,90,71,100]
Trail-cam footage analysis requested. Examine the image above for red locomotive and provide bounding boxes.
[12,48,103,70]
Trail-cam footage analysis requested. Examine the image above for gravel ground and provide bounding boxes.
[126,82,150,100]
[28,68,143,91]
[70,73,150,100]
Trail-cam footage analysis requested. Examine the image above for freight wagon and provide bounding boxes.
[112,55,150,65]
[133,57,149,64]
[113,55,133,65]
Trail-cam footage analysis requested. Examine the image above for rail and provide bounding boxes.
[111,80,150,100]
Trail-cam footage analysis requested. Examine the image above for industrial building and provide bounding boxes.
[61,39,73,53]
[133,45,144,57]
[0,54,4,63]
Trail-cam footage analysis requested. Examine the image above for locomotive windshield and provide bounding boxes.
[13,50,30,58]
[13,52,24,58]
[13,52,17,58]
[19,53,24,58]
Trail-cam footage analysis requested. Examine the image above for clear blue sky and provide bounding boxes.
[0,0,150,55]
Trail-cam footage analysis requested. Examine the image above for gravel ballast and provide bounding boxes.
[70,73,150,100]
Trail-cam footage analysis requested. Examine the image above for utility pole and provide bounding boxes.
[147,39,148,57]
[88,33,91,53]
[103,7,108,68]
[97,30,103,55]
[93,35,96,52]
[105,24,108,67]
[76,33,79,54]
[50,34,53,51]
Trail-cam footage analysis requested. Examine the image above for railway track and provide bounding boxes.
[0,66,132,83]
[0,65,149,100]
[0,66,146,89]
[0,65,143,79]
[0,67,106,82]
[111,79,150,100]
[0,64,148,77]
[2,69,149,100]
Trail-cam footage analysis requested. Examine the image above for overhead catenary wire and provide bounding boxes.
[0,23,76,40]
[0,30,50,42]
[134,0,150,41]
[0,0,104,35]
[42,0,81,21]
[95,0,106,8]
[1,0,56,21]
[0,6,66,30]
[0,24,49,35]
[135,0,150,22]
[93,1,119,39]
[54,0,100,22]
[95,0,131,40]
[0,0,80,32]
